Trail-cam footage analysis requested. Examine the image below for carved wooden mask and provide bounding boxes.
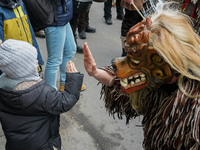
[112,18,173,94]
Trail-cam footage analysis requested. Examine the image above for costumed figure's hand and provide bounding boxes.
[83,42,115,86]
[83,42,97,77]
[66,61,78,73]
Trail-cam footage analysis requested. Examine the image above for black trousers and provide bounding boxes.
[78,10,89,32]
[104,0,123,19]
[121,8,143,36]
[121,9,143,56]
[70,9,90,35]
[70,12,80,46]
[70,12,79,37]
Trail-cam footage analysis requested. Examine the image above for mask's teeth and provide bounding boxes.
[131,58,140,64]
[120,73,146,88]
[120,79,128,87]
[141,77,146,81]
[122,78,128,84]
[128,76,133,80]
[140,74,145,77]
[135,79,141,84]
[134,75,139,78]
[130,81,135,85]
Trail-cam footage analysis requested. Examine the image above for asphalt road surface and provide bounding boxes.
[0,2,144,150]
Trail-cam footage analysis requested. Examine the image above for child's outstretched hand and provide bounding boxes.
[66,61,78,73]
[83,42,97,77]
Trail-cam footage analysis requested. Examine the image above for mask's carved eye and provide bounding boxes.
[130,58,140,64]
[152,55,165,65]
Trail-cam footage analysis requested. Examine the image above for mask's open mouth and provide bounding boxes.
[120,72,147,94]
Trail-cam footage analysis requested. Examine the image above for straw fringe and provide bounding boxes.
[143,79,200,149]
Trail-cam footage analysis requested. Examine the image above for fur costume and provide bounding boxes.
[101,7,200,150]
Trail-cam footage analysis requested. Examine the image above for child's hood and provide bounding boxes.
[0,80,46,110]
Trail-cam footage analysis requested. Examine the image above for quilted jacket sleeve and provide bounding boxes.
[45,72,84,115]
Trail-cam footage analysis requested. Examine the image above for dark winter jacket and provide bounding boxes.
[0,72,83,150]
[48,0,73,27]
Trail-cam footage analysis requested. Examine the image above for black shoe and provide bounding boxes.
[85,26,96,33]
[77,45,83,53]
[117,15,124,20]
[105,18,112,25]
[35,30,45,38]
[79,31,86,39]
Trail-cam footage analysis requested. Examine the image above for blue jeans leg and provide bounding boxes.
[60,23,76,85]
[44,23,76,89]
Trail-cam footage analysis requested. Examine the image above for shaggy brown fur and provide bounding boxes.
[143,79,200,150]
[100,3,200,149]
[101,67,200,149]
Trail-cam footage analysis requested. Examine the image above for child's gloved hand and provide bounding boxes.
[66,61,78,73]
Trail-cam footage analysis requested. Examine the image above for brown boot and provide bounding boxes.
[81,84,86,91]
[59,84,64,92]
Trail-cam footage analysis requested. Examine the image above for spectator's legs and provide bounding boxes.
[104,0,112,19]
[79,10,96,34]
[121,9,143,56]
[116,0,124,20]
[84,10,90,28]
[70,12,80,37]
[60,23,76,85]
[104,0,113,25]
[78,13,87,39]
[44,26,66,90]
[78,13,87,32]
[70,13,83,53]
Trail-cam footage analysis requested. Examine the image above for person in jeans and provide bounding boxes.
[0,39,83,150]
[44,0,85,91]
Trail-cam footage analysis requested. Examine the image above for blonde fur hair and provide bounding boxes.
[149,9,200,97]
